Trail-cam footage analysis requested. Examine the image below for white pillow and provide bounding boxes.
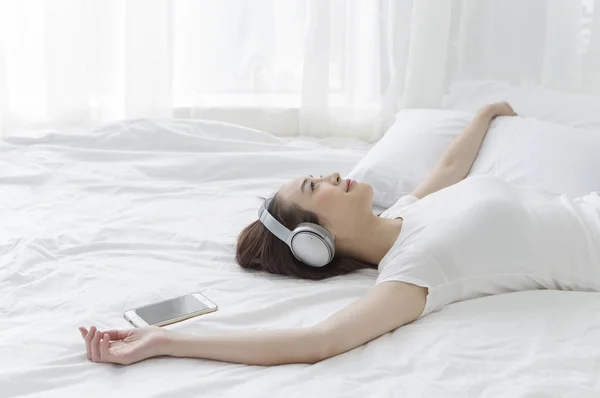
[470,116,600,197]
[349,109,600,208]
[444,80,600,131]
[347,109,473,207]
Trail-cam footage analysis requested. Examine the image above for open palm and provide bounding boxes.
[79,325,169,365]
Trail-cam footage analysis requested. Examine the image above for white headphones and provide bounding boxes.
[258,198,335,267]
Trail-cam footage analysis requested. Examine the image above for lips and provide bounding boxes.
[346,179,352,192]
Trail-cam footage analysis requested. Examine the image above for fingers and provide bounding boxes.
[80,325,127,364]
[80,327,126,341]
[84,326,96,360]
[102,329,130,341]
[499,105,517,117]
[503,102,517,116]
[79,327,91,360]
[91,329,102,362]
[100,333,111,362]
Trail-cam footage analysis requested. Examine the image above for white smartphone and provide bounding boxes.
[123,292,218,327]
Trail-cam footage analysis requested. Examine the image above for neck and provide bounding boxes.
[337,214,403,265]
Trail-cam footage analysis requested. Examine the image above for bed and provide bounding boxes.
[1,119,600,397]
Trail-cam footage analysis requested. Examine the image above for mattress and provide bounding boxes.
[1,119,600,398]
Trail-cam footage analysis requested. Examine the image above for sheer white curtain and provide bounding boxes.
[1,0,599,139]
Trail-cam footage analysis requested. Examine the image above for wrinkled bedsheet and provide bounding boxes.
[1,119,599,398]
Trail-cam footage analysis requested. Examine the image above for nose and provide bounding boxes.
[325,172,341,185]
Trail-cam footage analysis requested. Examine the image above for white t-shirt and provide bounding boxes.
[376,175,600,318]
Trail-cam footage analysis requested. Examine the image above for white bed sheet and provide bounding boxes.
[1,119,600,398]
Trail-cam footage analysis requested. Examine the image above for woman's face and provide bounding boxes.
[277,172,374,237]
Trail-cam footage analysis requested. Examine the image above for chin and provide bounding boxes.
[360,182,374,196]
[356,182,374,204]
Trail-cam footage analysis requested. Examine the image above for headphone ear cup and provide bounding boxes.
[289,223,335,267]
[298,223,335,248]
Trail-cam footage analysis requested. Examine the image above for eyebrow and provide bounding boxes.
[301,178,308,194]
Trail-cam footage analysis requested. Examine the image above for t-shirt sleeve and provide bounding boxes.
[376,251,437,290]
[394,194,419,209]
[397,194,419,206]
[379,194,419,219]
[376,251,445,318]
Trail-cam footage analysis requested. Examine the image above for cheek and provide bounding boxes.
[314,188,348,223]
[314,188,336,209]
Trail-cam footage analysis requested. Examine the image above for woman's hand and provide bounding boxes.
[479,101,518,119]
[79,325,170,365]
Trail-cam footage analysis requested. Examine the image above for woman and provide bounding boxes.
[79,102,600,366]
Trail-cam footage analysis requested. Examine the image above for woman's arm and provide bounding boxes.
[411,102,516,199]
[80,282,426,366]
[168,282,426,365]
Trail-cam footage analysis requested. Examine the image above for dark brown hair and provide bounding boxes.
[236,194,376,280]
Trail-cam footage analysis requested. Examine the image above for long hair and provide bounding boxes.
[236,194,376,280]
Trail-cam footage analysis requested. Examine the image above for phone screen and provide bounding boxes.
[136,295,210,325]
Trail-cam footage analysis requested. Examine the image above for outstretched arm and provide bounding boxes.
[411,102,517,199]
[79,282,426,366]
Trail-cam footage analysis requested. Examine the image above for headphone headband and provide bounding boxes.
[257,198,291,244]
